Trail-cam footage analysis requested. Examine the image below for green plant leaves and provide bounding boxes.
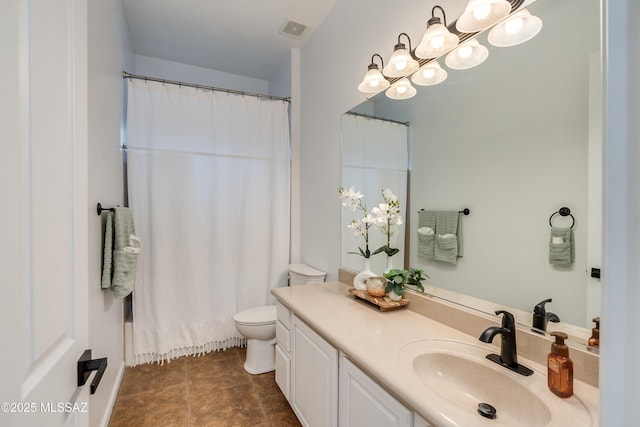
[372,245,400,257]
[347,247,371,258]
[383,267,427,295]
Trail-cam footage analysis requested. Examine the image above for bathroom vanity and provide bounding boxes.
[272,281,599,427]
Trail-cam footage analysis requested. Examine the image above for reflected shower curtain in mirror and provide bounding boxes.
[341,114,408,274]
[126,79,290,364]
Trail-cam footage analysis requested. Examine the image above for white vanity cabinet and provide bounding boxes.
[275,301,292,400]
[275,300,432,427]
[413,414,434,427]
[291,313,339,427]
[339,353,413,427]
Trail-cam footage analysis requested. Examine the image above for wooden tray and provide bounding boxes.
[348,288,409,311]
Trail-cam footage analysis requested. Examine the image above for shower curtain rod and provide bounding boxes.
[122,71,291,103]
[345,111,409,126]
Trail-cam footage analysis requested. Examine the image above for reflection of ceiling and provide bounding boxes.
[121,0,338,81]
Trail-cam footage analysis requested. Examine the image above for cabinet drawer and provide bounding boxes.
[276,320,290,352]
[276,300,291,329]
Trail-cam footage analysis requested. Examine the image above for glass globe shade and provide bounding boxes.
[456,0,511,33]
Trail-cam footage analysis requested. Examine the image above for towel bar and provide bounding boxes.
[418,208,470,215]
[97,203,115,216]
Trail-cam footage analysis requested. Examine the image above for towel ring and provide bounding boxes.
[549,207,575,228]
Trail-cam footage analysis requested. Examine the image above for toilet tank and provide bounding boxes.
[289,263,327,286]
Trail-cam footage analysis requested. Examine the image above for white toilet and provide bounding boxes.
[233,263,326,374]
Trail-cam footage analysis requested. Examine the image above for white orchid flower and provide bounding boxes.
[382,188,398,203]
[339,186,373,258]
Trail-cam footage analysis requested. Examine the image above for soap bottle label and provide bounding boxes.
[548,358,573,397]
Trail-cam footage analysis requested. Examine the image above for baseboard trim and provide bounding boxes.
[99,361,125,427]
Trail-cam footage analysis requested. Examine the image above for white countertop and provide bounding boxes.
[272,281,599,427]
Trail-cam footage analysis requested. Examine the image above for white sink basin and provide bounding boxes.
[398,339,593,426]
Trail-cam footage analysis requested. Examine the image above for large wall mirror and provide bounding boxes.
[341,0,601,344]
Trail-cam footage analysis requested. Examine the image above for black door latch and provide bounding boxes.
[77,349,107,394]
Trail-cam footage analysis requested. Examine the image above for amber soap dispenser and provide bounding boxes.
[548,332,573,397]
[588,317,600,349]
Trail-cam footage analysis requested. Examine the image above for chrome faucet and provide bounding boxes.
[479,310,533,376]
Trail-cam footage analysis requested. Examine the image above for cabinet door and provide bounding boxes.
[339,354,413,427]
[413,413,434,427]
[275,344,291,401]
[291,315,338,427]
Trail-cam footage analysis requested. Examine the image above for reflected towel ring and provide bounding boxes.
[549,207,575,228]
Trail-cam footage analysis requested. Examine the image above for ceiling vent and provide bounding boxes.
[279,19,309,39]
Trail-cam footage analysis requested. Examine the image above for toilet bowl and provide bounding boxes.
[233,305,277,374]
[233,263,327,374]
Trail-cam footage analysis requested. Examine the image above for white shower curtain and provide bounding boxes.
[126,79,290,364]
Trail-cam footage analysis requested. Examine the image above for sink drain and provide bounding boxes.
[478,402,497,419]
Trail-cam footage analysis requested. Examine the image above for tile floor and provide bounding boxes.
[109,347,301,427]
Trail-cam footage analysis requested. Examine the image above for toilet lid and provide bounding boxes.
[233,305,277,325]
[289,263,326,277]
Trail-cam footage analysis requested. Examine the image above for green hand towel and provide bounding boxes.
[111,207,138,298]
[101,212,114,288]
[417,210,437,259]
[434,211,463,265]
[549,226,574,266]
[101,207,139,298]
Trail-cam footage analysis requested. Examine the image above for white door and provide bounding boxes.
[0,1,90,427]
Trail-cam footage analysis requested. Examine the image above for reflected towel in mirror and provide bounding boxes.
[549,226,574,266]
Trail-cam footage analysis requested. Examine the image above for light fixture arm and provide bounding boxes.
[395,32,413,53]
[369,53,385,70]
[394,32,420,62]
[430,5,448,26]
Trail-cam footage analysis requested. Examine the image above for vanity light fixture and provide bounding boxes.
[415,6,459,59]
[488,9,542,47]
[357,54,391,94]
[382,33,420,78]
[456,0,512,33]
[385,77,417,100]
[445,39,489,70]
[356,0,539,99]
[411,60,448,86]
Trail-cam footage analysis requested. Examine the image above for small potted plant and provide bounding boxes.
[383,268,429,300]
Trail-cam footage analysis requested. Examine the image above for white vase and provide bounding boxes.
[353,258,375,291]
[384,255,395,274]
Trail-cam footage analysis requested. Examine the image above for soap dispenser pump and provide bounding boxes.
[588,317,600,349]
[548,332,573,398]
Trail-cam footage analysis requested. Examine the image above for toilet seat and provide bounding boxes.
[233,305,276,326]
